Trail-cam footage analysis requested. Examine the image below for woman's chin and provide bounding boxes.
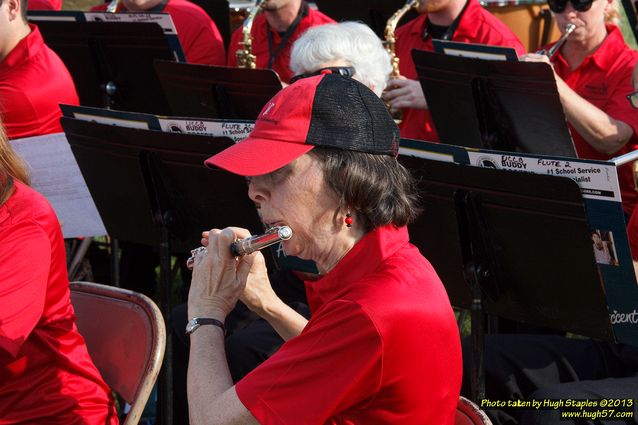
[281,241,309,260]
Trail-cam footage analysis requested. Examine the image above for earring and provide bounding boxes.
[345,211,353,228]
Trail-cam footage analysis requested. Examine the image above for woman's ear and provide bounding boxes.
[6,0,22,21]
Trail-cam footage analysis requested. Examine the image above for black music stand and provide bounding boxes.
[33,20,177,114]
[313,0,418,38]
[155,60,282,119]
[61,117,264,425]
[412,49,577,157]
[399,154,613,399]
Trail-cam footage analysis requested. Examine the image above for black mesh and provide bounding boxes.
[307,75,400,156]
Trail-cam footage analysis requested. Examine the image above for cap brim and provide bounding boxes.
[205,137,314,176]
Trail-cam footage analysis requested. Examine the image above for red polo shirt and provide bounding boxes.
[91,0,226,66]
[28,0,61,10]
[236,225,462,424]
[0,181,118,424]
[0,24,79,140]
[551,25,638,216]
[226,5,334,83]
[395,0,526,142]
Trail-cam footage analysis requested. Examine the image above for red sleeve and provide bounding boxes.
[178,14,226,65]
[28,0,60,10]
[236,300,383,425]
[0,220,50,360]
[601,55,638,146]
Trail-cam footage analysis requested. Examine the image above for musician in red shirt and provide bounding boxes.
[521,0,638,217]
[91,0,226,66]
[0,0,79,140]
[226,0,334,83]
[0,123,118,423]
[186,74,462,424]
[383,0,525,142]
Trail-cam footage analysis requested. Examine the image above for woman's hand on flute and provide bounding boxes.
[188,227,256,320]
[197,228,277,318]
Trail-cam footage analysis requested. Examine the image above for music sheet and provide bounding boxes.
[10,133,107,238]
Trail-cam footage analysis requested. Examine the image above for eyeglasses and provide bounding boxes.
[289,66,356,84]
[547,0,594,13]
[627,90,638,108]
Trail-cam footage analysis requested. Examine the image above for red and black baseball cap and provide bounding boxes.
[205,73,400,176]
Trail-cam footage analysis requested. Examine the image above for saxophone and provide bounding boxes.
[105,0,120,12]
[384,0,420,122]
[236,0,266,69]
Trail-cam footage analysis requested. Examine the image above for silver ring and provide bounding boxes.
[186,246,207,270]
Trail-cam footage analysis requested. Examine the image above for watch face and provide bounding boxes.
[185,319,198,334]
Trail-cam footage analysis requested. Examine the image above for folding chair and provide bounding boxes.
[456,396,493,425]
[70,281,166,425]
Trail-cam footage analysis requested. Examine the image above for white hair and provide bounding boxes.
[290,21,392,97]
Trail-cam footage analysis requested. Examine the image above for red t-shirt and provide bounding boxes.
[551,25,638,216]
[0,180,118,424]
[226,5,334,83]
[28,0,61,10]
[91,0,226,66]
[0,24,79,140]
[236,225,462,424]
[395,0,526,142]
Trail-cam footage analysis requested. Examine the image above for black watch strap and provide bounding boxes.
[185,317,226,336]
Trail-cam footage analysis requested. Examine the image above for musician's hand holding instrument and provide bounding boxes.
[188,226,292,319]
[383,77,428,111]
[381,0,421,121]
[187,227,261,320]
[519,24,576,72]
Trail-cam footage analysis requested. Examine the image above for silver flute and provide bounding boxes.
[186,226,293,270]
[536,23,576,59]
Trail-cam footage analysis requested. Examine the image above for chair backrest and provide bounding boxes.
[70,281,166,425]
[456,396,493,425]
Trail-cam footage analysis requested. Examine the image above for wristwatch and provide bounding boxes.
[185,317,226,336]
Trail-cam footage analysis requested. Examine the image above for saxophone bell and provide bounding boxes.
[384,0,420,123]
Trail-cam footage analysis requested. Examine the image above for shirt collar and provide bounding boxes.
[554,24,625,71]
[0,24,43,72]
[305,225,410,310]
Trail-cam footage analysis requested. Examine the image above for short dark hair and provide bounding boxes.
[309,147,421,232]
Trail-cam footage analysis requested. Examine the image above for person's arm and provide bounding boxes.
[520,53,634,155]
[556,77,633,154]
[241,290,308,341]
[187,227,262,425]
[187,324,258,425]
[0,221,50,363]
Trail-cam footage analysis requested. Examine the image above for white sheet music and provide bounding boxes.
[10,133,107,238]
